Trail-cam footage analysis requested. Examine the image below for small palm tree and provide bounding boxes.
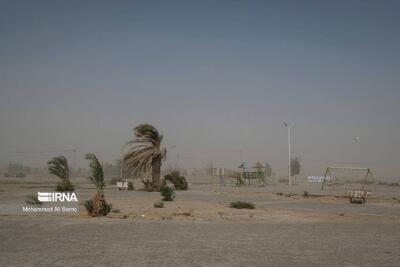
[47,156,74,191]
[85,153,111,216]
[123,124,166,190]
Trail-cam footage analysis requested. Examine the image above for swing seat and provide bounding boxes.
[116,181,129,190]
[347,190,370,204]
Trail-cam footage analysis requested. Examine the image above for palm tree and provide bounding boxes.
[47,156,74,191]
[123,124,166,190]
[85,153,110,216]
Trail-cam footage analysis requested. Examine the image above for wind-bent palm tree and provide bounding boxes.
[85,153,110,216]
[123,124,166,190]
[47,156,74,191]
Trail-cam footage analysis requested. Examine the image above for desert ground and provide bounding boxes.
[1,175,400,266]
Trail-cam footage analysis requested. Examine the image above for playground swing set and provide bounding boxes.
[321,166,374,203]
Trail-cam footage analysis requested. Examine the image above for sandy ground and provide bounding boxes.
[0,176,400,266]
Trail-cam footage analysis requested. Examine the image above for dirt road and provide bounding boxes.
[1,216,399,266]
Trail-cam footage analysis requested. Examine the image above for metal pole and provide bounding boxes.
[288,126,291,187]
[284,122,294,188]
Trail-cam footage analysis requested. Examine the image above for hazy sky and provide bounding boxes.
[1,1,399,177]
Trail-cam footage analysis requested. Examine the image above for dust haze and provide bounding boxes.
[1,1,399,179]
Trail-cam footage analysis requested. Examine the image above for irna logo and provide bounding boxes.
[38,192,78,202]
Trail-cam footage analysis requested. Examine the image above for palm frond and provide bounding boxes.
[123,147,154,175]
[123,124,166,178]
[85,153,104,191]
[47,156,69,181]
[134,124,160,140]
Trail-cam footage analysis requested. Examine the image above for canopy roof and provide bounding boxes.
[238,162,265,169]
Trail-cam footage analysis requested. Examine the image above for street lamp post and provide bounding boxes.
[283,122,295,187]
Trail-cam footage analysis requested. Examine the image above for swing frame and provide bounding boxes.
[321,167,374,191]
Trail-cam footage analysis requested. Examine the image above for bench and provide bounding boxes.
[116,181,129,191]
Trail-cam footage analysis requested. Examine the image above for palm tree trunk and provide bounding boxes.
[151,157,161,186]
[92,191,104,217]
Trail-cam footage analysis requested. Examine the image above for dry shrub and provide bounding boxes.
[230,201,255,209]
[25,194,42,205]
[154,201,164,208]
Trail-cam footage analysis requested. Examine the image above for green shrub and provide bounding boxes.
[303,191,309,197]
[164,171,188,190]
[83,200,94,214]
[154,201,164,208]
[3,172,11,178]
[230,201,255,209]
[84,199,112,216]
[25,194,42,205]
[56,182,75,192]
[160,186,175,201]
